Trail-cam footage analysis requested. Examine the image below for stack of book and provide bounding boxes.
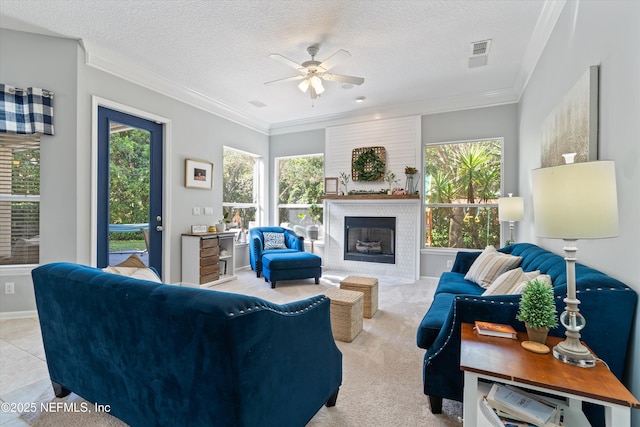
[479,383,559,427]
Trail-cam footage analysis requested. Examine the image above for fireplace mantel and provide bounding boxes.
[321,194,419,200]
[323,197,421,280]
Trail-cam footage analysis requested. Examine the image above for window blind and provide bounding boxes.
[0,134,40,265]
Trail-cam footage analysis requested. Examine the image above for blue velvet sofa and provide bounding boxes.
[32,262,342,427]
[417,243,637,425]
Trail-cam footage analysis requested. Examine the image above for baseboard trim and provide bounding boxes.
[0,310,38,320]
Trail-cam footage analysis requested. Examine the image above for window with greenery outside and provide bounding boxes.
[276,155,324,235]
[424,139,501,249]
[223,147,259,230]
[107,128,150,253]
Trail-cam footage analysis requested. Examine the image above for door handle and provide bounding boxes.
[156,225,163,232]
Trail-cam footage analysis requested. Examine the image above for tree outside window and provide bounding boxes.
[424,139,502,249]
[276,155,324,236]
[223,147,260,229]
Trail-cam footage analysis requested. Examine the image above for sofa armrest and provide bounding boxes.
[423,294,522,402]
[450,251,481,274]
[226,295,342,425]
[284,230,304,251]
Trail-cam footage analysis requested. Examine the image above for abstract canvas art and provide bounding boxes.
[541,65,599,167]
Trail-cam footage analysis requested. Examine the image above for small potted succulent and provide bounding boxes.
[516,279,558,344]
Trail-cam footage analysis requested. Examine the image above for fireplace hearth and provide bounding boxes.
[344,216,395,264]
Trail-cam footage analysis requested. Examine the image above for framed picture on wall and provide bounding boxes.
[541,65,599,167]
[185,158,213,189]
[324,177,339,194]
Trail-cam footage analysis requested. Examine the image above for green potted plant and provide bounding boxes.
[306,203,322,240]
[516,279,558,344]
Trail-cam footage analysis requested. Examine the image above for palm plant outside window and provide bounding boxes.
[424,139,502,249]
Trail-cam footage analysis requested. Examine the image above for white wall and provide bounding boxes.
[518,2,640,423]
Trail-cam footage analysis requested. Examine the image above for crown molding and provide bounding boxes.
[513,0,567,98]
[83,42,271,135]
[268,88,519,135]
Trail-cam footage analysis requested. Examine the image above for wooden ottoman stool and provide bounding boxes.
[340,275,378,318]
[324,288,364,342]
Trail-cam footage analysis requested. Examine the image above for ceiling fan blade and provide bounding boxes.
[318,49,351,71]
[264,75,305,85]
[322,73,365,85]
[269,53,306,72]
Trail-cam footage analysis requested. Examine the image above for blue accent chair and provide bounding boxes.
[32,262,342,427]
[250,227,322,288]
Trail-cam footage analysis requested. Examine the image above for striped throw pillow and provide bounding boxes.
[464,246,522,288]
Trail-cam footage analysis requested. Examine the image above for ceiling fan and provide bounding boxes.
[265,45,365,100]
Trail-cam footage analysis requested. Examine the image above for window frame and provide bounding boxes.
[422,137,504,250]
[0,134,41,267]
[222,146,262,229]
[274,153,324,233]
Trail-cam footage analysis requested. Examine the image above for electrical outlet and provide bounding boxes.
[203,207,213,215]
[5,282,15,295]
[192,206,201,216]
[446,260,453,269]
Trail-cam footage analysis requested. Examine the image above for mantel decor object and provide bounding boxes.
[351,146,386,182]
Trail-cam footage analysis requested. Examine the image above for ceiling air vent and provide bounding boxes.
[469,39,491,68]
[471,39,491,56]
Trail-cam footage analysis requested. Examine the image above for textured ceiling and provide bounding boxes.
[0,0,560,134]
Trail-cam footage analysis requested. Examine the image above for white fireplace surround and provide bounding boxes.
[323,198,421,281]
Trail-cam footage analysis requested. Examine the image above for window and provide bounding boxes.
[424,139,502,249]
[223,147,261,229]
[275,154,324,238]
[0,134,40,265]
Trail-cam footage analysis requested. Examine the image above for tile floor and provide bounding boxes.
[0,317,51,426]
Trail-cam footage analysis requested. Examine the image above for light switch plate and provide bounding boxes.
[204,207,213,215]
[192,207,201,216]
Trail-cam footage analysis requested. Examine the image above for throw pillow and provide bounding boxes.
[509,273,552,294]
[103,266,161,283]
[464,245,522,288]
[115,253,147,268]
[481,268,524,296]
[263,232,287,250]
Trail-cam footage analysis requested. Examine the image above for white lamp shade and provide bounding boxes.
[531,161,619,239]
[498,196,524,222]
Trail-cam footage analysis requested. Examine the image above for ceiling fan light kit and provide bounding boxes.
[266,45,365,103]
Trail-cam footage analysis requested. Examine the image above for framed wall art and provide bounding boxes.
[541,65,599,167]
[324,177,339,194]
[185,158,213,189]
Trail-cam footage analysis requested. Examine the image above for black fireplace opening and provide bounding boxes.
[344,216,396,264]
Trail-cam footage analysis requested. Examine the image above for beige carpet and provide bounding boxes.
[23,269,462,427]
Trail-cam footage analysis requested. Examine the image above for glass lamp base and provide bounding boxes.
[552,343,596,368]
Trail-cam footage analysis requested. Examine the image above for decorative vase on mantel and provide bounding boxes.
[525,324,549,344]
[405,173,416,194]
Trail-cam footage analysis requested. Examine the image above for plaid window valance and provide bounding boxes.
[0,84,54,135]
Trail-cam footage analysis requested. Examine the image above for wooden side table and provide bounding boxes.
[460,323,639,427]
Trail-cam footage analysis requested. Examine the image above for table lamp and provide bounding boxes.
[498,193,524,244]
[531,160,619,367]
